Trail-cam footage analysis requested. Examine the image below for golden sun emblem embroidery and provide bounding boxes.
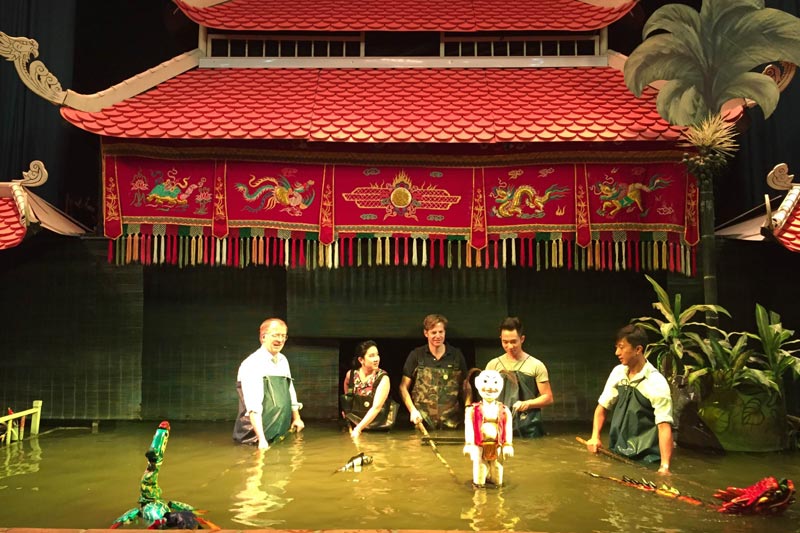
[343,170,460,221]
[390,178,413,209]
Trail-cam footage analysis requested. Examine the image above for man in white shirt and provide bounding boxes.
[233,318,304,449]
[585,324,673,474]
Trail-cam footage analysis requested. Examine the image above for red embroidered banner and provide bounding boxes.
[225,160,323,234]
[484,164,577,234]
[103,156,698,272]
[584,163,696,244]
[483,162,693,245]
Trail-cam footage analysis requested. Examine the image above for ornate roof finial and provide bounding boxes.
[767,163,795,191]
[0,32,66,105]
[18,160,49,187]
[9,160,48,227]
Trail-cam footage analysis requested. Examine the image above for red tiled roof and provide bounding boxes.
[774,186,800,252]
[60,67,682,143]
[173,0,637,32]
[0,198,26,250]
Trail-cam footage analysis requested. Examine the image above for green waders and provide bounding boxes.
[233,375,293,445]
[608,378,661,463]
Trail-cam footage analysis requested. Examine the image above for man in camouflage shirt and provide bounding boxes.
[399,314,468,429]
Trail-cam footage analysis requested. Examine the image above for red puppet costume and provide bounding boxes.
[464,370,514,487]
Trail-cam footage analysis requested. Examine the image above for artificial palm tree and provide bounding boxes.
[624,0,800,325]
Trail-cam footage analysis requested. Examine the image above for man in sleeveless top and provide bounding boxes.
[399,314,468,429]
[485,316,554,437]
[233,318,305,449]
[585,324,673,474]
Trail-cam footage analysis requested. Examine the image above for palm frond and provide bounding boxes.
[645,3,703,39]
[624,35,704,97]
[704,0,765,39]
[626,0,800,127]
[719,9,800,71]
[712,72,780,119]
[656,81,708,126]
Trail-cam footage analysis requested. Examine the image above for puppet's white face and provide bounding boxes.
[476,370,503,401]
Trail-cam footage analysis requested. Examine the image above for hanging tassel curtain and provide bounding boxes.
[108,230,696,275]
[103,156,699,274]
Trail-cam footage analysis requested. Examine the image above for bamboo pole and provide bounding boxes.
[575,436,640,467]
[416,422,461,483]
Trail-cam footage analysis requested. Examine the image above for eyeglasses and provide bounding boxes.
[268,333,288,340]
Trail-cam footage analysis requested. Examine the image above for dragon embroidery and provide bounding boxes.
[592,174,671,217]
[144,169,205,210]
[491,182,570,219]
[235,172,316,217]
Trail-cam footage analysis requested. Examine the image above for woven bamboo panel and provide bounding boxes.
[287,266,506,339]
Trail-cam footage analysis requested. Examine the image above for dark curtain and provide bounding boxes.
[0,0,195,231]
[716,0,800,225]
[0,0,77,207]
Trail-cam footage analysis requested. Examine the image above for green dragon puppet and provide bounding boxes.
[110,421,219,529]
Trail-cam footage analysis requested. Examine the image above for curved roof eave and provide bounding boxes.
[59,59,685,144]
[172,0,637,32]
[0,161,87,250]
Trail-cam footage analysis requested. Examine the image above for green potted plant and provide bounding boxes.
[634,274,729,381]
[633,275,729,444]
[684,330,786,451]
[748,304,800,396]
[633,276,799,451]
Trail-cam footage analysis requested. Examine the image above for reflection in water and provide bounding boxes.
[230,433,304,527]
[460,488,520,531]
[0,437,42,483]
[1,423,799,533]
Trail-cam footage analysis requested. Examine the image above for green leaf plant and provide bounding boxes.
[636,277,800,400]
[634,277,800,449]
[634,274,729,381]
[682,330,776,398]
[747,304,800,397]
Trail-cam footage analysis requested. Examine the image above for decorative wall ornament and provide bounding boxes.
[766,163,800,252]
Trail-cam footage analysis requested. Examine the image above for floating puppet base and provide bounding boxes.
[111,503,218,530]
[334,452,373,473]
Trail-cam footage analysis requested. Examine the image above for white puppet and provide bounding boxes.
[463,369,514,487]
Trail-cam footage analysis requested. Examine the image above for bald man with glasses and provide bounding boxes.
[233,317,305,449]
